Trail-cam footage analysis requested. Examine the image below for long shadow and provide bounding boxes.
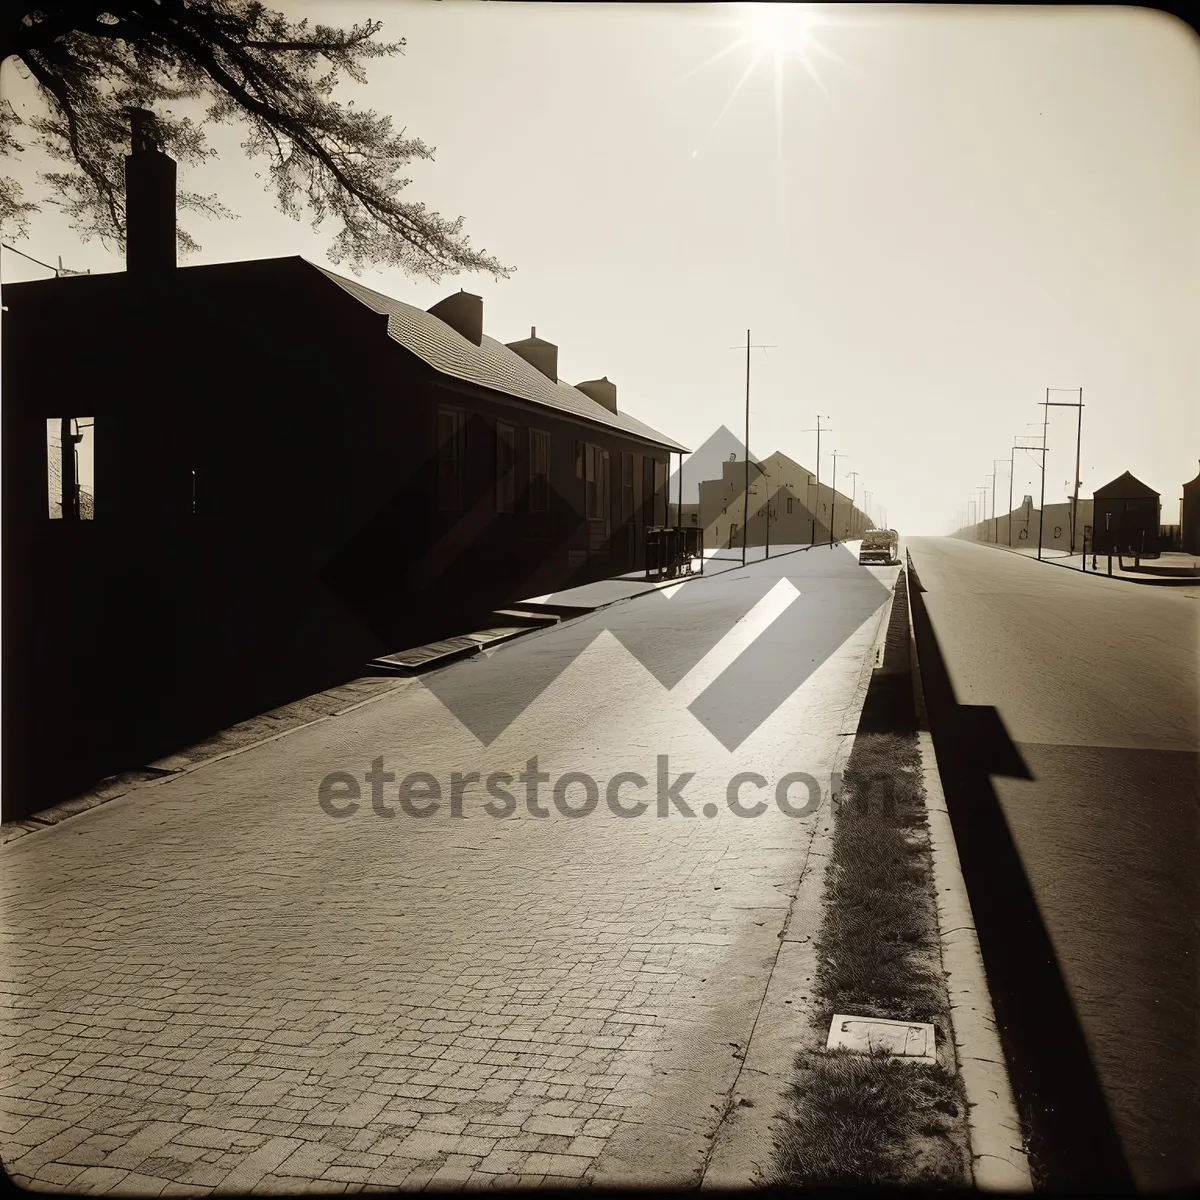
[907,553,1134,1192]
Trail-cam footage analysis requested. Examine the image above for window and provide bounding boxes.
[787,495,794,514]
[438,407,466,511]
[496,420,516,514]
[47,417,95,520]
[584,444,609,520]
[621,453,634,523]
[529,429,550,513]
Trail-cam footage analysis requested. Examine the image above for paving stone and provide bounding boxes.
[0,557,880,1190]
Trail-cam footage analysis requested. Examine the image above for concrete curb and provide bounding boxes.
[960,537,1200,587]
[0,545,840,842]
[918,730,1032,1191]
[905,575,1033,1191]
[0,678,416,844]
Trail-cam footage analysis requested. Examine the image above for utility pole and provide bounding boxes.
[864,490,872,532]
[1040,388,1084,556]
[1013,438,1047,550]
[830,451,845,546]
[993,459,1008,544]
[60,417,81,520]
[847,470,859,538]
[730,331,775,566]
[1037,389,1050,560]
[803,416,830,545]
[676,451,684,531]
[985,474,995,542]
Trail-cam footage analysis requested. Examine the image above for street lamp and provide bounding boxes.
[803,416,830,544]
[993,459,1009,544]
[830,451,846,546]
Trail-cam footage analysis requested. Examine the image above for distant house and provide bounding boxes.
[1,117,685,815]
[1182,462,1200,556]
[1092,471,1161,556]
[696,451,863,548]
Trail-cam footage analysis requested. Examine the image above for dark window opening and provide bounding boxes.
[621,452,634,524]
[583,444,609,520]
[530,429,550,513]
[438,407,466,512]
[497,420,517,514]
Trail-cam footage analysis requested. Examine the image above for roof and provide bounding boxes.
[311,264,688,453]
[1093,470,1160,499]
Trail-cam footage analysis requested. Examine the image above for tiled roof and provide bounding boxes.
[311,265,687,453]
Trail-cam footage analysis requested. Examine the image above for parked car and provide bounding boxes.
[859,528,899,566]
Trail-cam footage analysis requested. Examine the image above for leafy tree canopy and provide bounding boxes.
[2,1,513,280]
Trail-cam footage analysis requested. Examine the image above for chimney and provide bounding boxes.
[576,377,617,414]
[505,326,558,382]
[427,289,483,345]
[124,108,176,275]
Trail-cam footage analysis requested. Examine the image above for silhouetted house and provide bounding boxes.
[696,451,863,549]
[1182,462,1200,556]
[1091,472,1161,556]
[1,115,685,816]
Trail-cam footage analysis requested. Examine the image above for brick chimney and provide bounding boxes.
[576,377,617,414]
[124,108,176,275]
[427,289,483,345]
[506,326,558,382]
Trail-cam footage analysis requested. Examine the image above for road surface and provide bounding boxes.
[907,536,1200,1190]
[1,546,894,1194]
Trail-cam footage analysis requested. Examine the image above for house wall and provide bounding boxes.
[696,457,862,548]
[2,259,675,817]
[969,499,1095,552]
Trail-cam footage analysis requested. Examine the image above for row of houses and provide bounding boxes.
[668,447,870,548]
[2,120,689,816]
[959,467,1200,556]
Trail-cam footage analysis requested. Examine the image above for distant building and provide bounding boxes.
[668,425,758,508]
[694,451,865,548]
[1182,462,1200,556]
[1092,471,1161,556]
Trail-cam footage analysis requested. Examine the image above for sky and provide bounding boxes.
[3,1,1199,532]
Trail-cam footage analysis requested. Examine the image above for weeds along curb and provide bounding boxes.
[769,572,973,1189]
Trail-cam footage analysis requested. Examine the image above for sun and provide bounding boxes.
[682,3,856,187]
[741,5,822,61]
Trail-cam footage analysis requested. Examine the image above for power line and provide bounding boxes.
[2,243,60,276]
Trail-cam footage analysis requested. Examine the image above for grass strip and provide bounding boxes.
[770,584,971,1187]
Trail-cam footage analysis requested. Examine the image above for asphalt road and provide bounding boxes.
[1,546,895,1193]
[907,536,1200,1190]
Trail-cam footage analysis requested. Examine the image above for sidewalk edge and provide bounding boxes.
[905,575,1032,1191]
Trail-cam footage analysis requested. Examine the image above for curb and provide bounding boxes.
[959,537,1200,587]
[1,546,835,842]
[905,572,1033,1191]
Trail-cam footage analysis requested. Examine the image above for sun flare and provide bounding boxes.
[741,6,821,61]
[682,3,856,203]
